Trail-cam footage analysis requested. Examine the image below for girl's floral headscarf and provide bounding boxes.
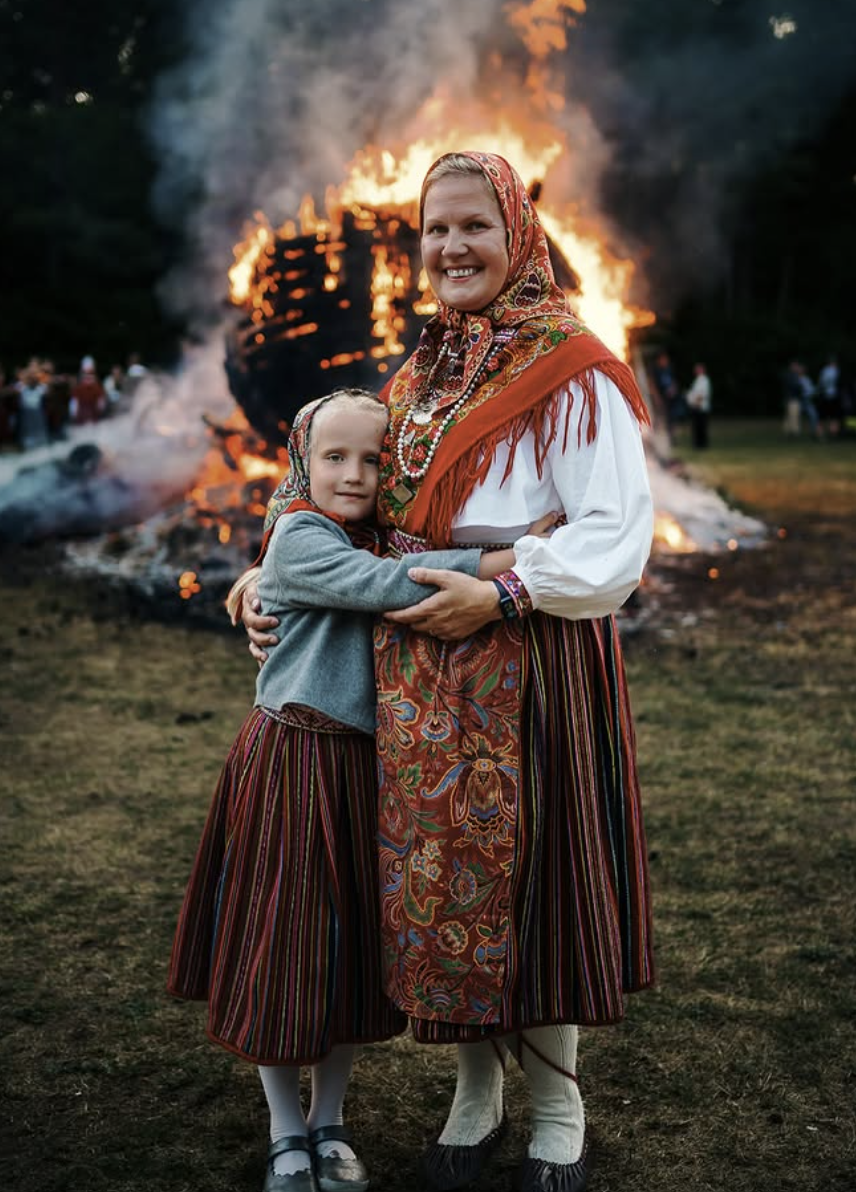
[259,393,384,561]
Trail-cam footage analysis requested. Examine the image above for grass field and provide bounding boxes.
[1,419,854,1192]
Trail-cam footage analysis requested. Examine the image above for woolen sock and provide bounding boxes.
[307,1044,358,1161]
[519,1025,585,1164]
[437,1039,505,1146]
[258,1065,311,1177]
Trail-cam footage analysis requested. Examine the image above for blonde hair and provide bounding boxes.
[419,153,498,230]
[226,566,263,626]
[314,386,386,418]
[306,387,387,453]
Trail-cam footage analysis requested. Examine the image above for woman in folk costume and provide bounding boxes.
[373,152,656,1192]
[168,388,520,1192]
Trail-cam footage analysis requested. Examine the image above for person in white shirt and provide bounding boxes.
[244,151,655,1192]
[685,361,712,449]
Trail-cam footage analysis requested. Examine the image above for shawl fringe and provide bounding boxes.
[421,357,647,547]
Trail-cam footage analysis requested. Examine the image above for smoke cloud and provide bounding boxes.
[147,0,856,321]
[572,0,856,304]
[0,339,234,542]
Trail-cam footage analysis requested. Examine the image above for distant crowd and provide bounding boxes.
[0,353,149,452]
[780,357,851,441]
[648,351,854,450]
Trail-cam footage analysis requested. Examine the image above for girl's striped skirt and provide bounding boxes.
[167,706,407,1064]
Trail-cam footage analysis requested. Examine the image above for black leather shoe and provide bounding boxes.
[422,1116,507,1190]
[517,1138,588,1192]
[264,1136,319,1192]
[309,1125,369,1192]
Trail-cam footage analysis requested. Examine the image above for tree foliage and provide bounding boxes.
[650,81,856,413]
[0,0,185,374]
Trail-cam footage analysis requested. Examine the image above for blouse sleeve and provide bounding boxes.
[511,370,654,619]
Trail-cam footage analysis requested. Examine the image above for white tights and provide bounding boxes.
[437,1039,507,1146]
[514,1025,585,1164]
[259,1044,358,1176]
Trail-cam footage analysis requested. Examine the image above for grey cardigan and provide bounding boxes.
[254,511,483,734]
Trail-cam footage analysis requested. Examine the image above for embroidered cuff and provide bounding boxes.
[493,570,534,619]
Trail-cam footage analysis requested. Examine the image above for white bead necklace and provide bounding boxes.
[394,334,509,486]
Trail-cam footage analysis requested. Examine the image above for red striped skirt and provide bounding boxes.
[166,706,407,1064]
[375,612,655,1042]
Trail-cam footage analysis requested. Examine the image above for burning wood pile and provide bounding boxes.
[0,142,762,623]
[224,195,581,445]
[0,0,767,618]
[224,202,427,443]
[222,131,644,449]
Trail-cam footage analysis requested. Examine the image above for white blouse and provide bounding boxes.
[450,370,653,620]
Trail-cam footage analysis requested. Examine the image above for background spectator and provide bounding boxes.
[817,355,842,438]
[69,357,107,425]
[104,364,127,412]
[16,358,49,450]
[685,361,712,449]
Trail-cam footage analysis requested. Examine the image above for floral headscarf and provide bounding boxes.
[420,150,570,333]
[259,393,384,560]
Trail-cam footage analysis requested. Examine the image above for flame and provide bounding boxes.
[369,244,408,360]
[653,513,695,553]
[180,408,288,542]
[509,0,587,58]
[229,128,652,360]
[228,0,654,364]
[229,217,273,304]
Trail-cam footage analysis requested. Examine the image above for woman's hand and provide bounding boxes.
[387,570,501,640]
[241,583,279,664]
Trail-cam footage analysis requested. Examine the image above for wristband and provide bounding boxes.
[493,579,519,620]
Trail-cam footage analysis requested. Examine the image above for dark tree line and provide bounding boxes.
[0,0,186,375]
[1,0,854,413]
[647,80,856,413]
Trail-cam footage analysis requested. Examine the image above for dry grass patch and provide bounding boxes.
[2,421,855,1191]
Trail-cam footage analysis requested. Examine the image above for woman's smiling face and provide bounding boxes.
[421,173,510,313]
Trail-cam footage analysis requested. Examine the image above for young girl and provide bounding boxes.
[167,389,540,1192]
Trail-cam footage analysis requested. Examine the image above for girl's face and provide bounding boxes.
[308,405,386,522]
[421,174,509,312]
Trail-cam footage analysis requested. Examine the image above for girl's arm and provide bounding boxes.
[266,513,485,615]
[240,511,562,659]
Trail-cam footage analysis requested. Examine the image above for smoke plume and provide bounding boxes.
[148,0,856,320]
